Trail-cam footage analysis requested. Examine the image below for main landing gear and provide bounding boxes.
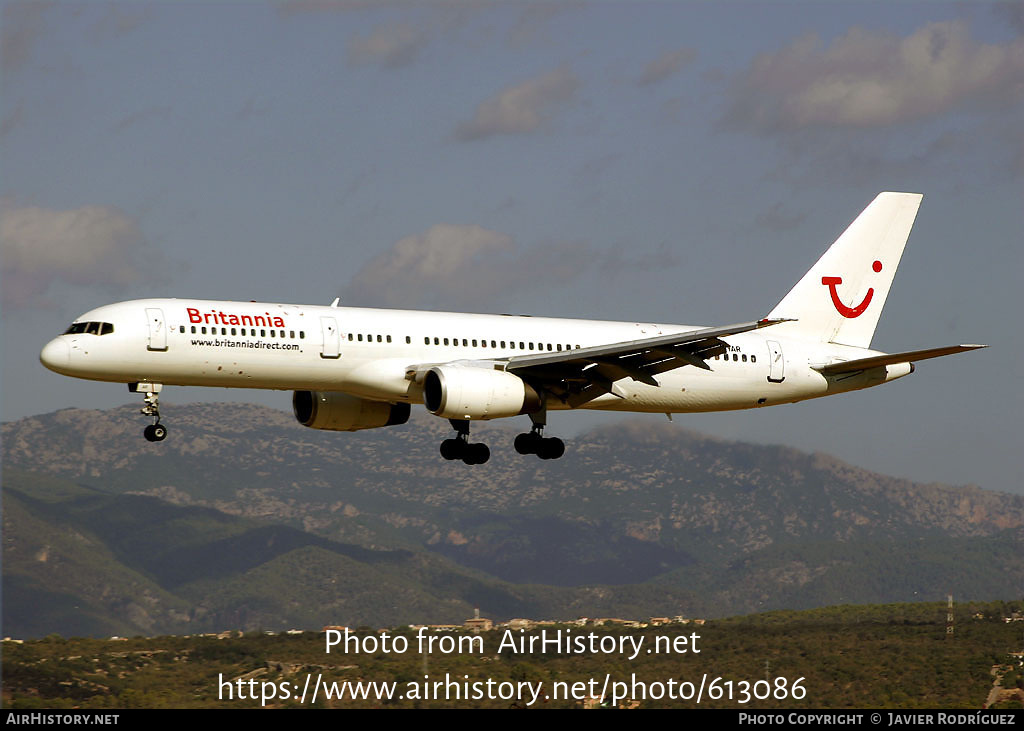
[438,411,566,465]
[514,411,565,460]
[440,419,490,465]
[130,382,167,442]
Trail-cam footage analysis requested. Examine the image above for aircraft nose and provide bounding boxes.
[40,338,70,373]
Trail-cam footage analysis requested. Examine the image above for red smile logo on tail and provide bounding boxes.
[821,260,882,319]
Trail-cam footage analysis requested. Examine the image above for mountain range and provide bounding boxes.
[3,402,1022,639]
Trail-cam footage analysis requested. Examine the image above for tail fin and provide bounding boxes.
[766,192,923,348]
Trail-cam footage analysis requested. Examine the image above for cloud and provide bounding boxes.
[455,67,579,141]
[276,0,378,15]
[506,5,567,48]
[343,224,514,309]
[755,203,808,232]
[1,2,51,73]
[114,106,172,131]
[724,21,1024,132]
[342,223,672,311]
[90,6,151,41]
[637,48,697,86]
[348,22,428,69]
[0,201,152,308]
[1,103,24,139]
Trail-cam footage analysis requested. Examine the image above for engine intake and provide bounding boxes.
[423,364,540,420]
[293,391,410,432]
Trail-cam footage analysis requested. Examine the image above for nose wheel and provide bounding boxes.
[131,383,167,442]
[440,419,489,465]
[144,423,167,442]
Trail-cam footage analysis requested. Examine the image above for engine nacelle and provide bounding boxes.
[293,391,410,432]
[423,364,541,420]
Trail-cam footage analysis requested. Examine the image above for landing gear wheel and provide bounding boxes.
[462,442,490,465]
[440,438,462,460]
[538,437,564,460]
[515,432,541,455]
[143,424,167,442]
[516,427,564,460]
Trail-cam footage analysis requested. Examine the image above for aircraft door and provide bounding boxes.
[146,308,168,351]
[320,316,341,359]
[767,340,785,383]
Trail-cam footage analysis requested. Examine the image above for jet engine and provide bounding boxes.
[423,364,541,420]
[293,390,410,432]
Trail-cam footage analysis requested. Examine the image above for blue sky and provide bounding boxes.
[2,1,1021,494]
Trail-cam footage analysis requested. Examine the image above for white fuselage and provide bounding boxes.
[40,297,909,415]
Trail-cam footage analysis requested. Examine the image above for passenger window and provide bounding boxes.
[202,327,208,335]
[357,334,363,341]
[290,331,295,338]
[547,344,552,351]
[472,339,478,347]
[751,355,756,363]
[377,335,382,343]
[191,326,197,334]
[434,337,439,345]
[557,344,563,351]
[742,354,747,362]
[501,341,506,348]
[300,331,305,339]
[733,354,738,361]
[491,340,496,348]
[261,329,266,337]
[406,336,411,344]
[444,338,449,346]
[462,338,468,346]
[387,335,392,343]
[231,328,237,336]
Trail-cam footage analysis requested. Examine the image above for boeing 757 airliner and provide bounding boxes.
[40,193,984,464]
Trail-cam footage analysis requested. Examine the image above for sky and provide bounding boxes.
[1,1,1021,494]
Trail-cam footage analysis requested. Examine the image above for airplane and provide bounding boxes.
[40,192,984,465]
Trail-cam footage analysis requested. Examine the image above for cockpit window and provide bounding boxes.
[64,321,114,336]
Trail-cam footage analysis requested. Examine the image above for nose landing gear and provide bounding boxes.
[440,419,490,465]
[131,383,167,442]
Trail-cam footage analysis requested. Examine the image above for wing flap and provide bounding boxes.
[506,318,787,373]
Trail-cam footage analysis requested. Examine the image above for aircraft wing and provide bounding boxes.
[811,344,987,375]
[501,318,788,406]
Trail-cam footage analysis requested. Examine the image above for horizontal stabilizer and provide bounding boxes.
[813,344,987,375]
